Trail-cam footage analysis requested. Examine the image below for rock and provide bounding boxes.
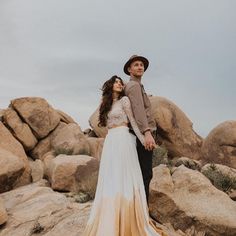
[0,179,89,236]
[11,97,60,139]
[0,197,8,225]
[172,156,202,170]
[149,164,236,236]
[56,109,77,124]
[42,151,56,179]
[89,106,108,138]
[0,148,25,193]
[150,96,203,160]
[51,123,90,156]
[0,109,4,122]
[229,189,236,201]
[201,163,236,193]
[29,159,44,183]
[30,137,51,160]
[83,128,91,135]
[152,145,169,168]
[83,128,98,138]
[201,120,236,169]
[87,137,104,160]
[0,122,31,187]
[2,108,38,150]
[45,155,99,197]
[31,122,90,160]
[151,221,186,236]
[30,122,67,160]
[0,179,185,236]
[201,163,236,180]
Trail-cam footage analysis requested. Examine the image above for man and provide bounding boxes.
[124,55,157,204]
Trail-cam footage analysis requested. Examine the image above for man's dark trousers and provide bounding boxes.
[129,129,155,204]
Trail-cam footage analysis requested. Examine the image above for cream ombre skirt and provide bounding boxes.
[83,126,167,236]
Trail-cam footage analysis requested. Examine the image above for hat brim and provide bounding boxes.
[123,56,149,75]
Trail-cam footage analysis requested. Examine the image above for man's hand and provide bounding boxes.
[144,131,157,151]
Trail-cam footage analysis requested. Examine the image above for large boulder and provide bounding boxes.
[30,122,67,160]
[201,120,236,169]
[2,108,38,150]
[201,163,236,180]
[29,159,44,183]
[0,179,89,236]
[0,180,184,236]
[0,109,4,122]
[45,155,99,197]
[30,137,51,160]
[0,197,7,225]
[56,109,77,124]
[0,122,31,187]
[87,137,104,161]
[31,122,90,160]
[42,151,56,176]
[10,97,60,139]
[172,156,202,171]
[0,148,25,193]
[201,163,236,194]
[89,106,108,138]
[149,164,236,236]
[229,189,236,201]
[51,123,90,156]
[150,96,202,160]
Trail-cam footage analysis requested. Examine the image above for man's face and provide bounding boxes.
[128,60,144,77]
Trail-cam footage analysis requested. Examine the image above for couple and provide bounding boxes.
[83,55,168,236]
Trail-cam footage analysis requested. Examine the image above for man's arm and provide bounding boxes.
[125,83,150,134]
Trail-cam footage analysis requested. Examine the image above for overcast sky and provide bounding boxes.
[0,0,235,137]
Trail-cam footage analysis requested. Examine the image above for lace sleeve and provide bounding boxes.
[121,96,145,145]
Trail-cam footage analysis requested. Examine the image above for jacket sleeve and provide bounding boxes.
[125,83,150,134]
[121,96,145,145]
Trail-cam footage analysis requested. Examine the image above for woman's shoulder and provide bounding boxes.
[120,96,131,106]
[120,96,130,101]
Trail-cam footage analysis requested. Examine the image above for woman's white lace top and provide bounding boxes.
[107,96,145,145]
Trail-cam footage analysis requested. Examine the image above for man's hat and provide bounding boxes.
[123,55,149,75]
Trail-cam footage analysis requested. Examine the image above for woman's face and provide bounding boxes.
[112,78,124,93]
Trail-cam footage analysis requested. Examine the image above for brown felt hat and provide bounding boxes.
[123,55,149,75]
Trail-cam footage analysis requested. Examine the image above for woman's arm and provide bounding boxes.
[121,96,145,145]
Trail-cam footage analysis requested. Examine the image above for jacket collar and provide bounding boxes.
[130,76,142,84]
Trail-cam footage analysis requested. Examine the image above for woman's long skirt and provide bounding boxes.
[83,126,167,236]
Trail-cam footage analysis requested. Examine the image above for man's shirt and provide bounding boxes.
[124,77,156,134]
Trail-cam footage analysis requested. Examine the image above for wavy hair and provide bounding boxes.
[98,75,125,127]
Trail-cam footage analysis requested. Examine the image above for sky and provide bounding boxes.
[0,0,235,137]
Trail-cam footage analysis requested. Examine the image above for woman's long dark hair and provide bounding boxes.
[98,75,125,127]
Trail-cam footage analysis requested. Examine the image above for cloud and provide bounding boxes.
[0,0,235,137]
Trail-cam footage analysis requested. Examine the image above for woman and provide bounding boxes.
[83,75,168,236]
